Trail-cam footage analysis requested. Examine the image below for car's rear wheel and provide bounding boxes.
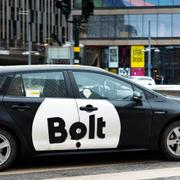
[0,129,17,170]
[161,121,180,160]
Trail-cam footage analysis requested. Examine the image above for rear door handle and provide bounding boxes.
[80,105,98,112]
[11,104,31,112]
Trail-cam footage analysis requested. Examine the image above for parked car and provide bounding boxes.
[0,65,180,170]
[130,76,156,86]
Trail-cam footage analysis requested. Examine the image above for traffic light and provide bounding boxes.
[82,0,94,21]
[56,0,71,20]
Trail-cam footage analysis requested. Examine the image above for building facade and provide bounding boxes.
[74,0,180,84]
[0,0,66,65]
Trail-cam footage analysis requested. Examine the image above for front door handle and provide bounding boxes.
[80,105,98,112]
[11,104,31,112]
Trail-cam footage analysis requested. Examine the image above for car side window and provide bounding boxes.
[6,72,67,98]
[0,74,13,95]
[73,72,134,100]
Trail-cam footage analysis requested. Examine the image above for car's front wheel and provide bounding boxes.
[0,129,17,170]
[161,121,180,160]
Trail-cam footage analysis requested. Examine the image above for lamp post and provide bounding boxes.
[19,10,32,65]
[27,14,32,65]
[142,21,160,77]
[148,20,151,77]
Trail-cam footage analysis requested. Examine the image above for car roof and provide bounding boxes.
[0,65,105,74]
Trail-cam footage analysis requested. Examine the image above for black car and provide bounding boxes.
[0,65,180,170]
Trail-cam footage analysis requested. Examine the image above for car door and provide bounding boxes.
[70,70,153,150]
[3,70,79,151]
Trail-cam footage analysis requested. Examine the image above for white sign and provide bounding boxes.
[119,68,130,77]
[0,50,10,55]
[109,46,119,68]
[47,47,71,59]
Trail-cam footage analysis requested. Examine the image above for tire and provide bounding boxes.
[161,121,180,160]
[0,129,17,170]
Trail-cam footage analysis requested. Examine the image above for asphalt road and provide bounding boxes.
[1,150,180,180]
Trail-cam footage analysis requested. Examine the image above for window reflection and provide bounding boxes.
[103,0,126,7]
[81,14,179,39]
[143,14,157,37]
[74,0,180,8]
[144,0,158,6]
[94,0,103,7]
[159,0,173,6]
[173,14,180,37]
[174,0,180,5]
[129,15,143,37]
[101,16,116,38]
[118,15,129,38]
[158,14,172,37]
[87,16,101,38]
[130,0,145,6]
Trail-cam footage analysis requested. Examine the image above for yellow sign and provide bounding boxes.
[131,46,145,68]
[74,47,80,52]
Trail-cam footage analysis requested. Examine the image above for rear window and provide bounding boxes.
[0,74,12,95]
[6,71,67,98]
[0,75,6,88]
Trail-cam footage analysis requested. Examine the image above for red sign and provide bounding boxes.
[131,68,144,76]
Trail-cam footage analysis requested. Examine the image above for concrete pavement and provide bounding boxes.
[45,167,180,180]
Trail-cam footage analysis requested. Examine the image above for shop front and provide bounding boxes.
[86,45,180,85]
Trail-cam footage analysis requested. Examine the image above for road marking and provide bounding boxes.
[44,167,180,180]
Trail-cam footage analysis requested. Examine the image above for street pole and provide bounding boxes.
[73,17,80,64]
[28,0,32,65]
[19,10,32,65]
[28,19,32,65]
[148,20,151,77]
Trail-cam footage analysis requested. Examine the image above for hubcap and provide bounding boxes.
[0,134,11,165]
[167,127,180,156]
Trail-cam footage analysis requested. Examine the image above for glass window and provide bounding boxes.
[74,0,81,8]
[174,0,180,5]
[129,15,143,37]
[0,75,8,90]
[84,14,177,39]
[74,0,130,8]
[100,16,116,38]
[173,14,180,37]
[94,0,103,8]
[130,0,145,6]
[116,15,129,38]
[159,0,173,6]
[87,15,117,38]
[7,75,25,96]
[158,14,172,37]
[122,0,131,7]
[103,0,127,7]
[7,72,67,98]
[144,0,158,6]
[87,16,101,38]
[73,72,134,100]
[143,14,157,37]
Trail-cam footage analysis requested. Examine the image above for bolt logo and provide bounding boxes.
[32,99,120,151]
[47,115,106,144]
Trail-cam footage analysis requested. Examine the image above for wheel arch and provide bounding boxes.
[0,121,31,159]
[158,116,180,148]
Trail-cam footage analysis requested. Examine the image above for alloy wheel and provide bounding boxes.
[0,134,11,165]
[167,126,180,156]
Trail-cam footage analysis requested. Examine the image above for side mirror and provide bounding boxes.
[133,91,142,101]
